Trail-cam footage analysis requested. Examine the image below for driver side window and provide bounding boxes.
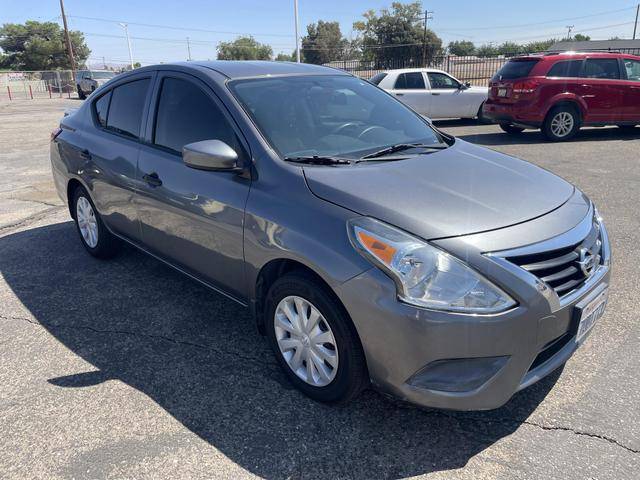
[427,72,460,89]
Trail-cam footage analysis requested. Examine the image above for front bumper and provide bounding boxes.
[336,208,611,411]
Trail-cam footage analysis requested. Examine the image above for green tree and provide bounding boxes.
[353,2,443,67]
[497,41,522,55]
[0,21,90,70]
[301,21,347,64]
[572,33,591,41]
[523,39,558,53]
[476,44,499,56]
[447,40,475,56]
[275,51,295,61]
[217,36,272,60]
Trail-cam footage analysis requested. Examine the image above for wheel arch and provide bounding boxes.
[544,95,587,121]
[66,177,90,219]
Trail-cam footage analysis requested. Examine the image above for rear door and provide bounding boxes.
[620,57,640,123]
[80,73,155,241]
[136,71,251,300]
[425,71,470,118]
[578,57,625,122]
[388,72,431,115]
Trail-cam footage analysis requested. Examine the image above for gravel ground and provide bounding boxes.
[0,98,638,479]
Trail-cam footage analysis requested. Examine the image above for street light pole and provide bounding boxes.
[294,0,300,62]
[119,23,134,69]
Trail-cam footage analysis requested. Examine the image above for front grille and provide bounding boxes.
[506,221,603,298]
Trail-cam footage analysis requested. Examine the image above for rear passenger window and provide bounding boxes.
[395,72,426,90]
[547,60,583,78]
[153,77,239,155]
[624,59,640,81]
[94,91,111,127]
[582,59,620,80]
[106,79,150,139]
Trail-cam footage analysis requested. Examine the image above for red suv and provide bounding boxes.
[483,52,640,141]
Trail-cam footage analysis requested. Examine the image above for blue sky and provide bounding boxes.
[2,0,640,66]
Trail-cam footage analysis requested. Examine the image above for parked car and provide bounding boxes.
[483,52,640,141]
[51,61,611,410]
[370,68,489,121]
[76,70,117,99]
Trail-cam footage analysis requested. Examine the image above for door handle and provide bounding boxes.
[79,149,92,161]
[142,172,162,187]
[395,93,404,96]
[431,92,441,96]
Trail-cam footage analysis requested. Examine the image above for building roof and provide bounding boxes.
[548,39,640,53]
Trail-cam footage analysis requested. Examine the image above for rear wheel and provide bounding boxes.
[72,186,119,258]
[543,105,581,141]
[499,123,525,134]
[618,125,637,132]
[77,85,86,100]
[265,271,368,404]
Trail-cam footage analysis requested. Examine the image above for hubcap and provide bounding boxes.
[274,296,338,387]
[550,111,574,137]
[76,196,98,248]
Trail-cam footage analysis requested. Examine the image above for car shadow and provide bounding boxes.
[454,126,640,146]
[0,222,562,479]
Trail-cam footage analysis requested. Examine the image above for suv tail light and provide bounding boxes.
[512,80,539,95]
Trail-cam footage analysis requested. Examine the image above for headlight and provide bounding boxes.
[348,217,516,314]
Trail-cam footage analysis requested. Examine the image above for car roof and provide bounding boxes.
[383,68,447,75]
[509,51,640,61]
[179,60,349,79]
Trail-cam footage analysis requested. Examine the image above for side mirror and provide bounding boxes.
[183,140,240,171]
[461,82,471,89]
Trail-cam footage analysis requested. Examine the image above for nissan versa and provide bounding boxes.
[50,61,611,410]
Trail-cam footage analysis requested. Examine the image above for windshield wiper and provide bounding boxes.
[284,155,352,165]
[361,143,448,160]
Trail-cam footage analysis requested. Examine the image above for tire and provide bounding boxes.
[542,105,581,141]
[476,102,491,124]
[72,186,119,259]
[499,123,525,134]
[265,271,368,404]
[618,125,637,132]
[77,85,86,100]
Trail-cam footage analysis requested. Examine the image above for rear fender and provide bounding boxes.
[544,94,587,121]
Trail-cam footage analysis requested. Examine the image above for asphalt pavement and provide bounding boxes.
[0,98,638,479]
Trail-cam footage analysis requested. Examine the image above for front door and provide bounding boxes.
[388,71,432,116]
[621,57,640,123]
[425,72,470,118]
[135,72,251,300]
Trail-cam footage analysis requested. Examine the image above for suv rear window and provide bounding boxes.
[369,73,387,85]
[493,59,539,80]
[547,60,583,78]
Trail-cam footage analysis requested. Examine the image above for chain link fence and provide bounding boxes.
[0,70,79,101]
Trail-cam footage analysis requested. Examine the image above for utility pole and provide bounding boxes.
[294,0,300,62]
[119,23,134,70]
[59,0,76,76]
[565,25,574,40]
[187,37,192,61]
[422,10,434,67]
[633,4,639,40]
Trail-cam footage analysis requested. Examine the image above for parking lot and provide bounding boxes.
[1,98,638,479]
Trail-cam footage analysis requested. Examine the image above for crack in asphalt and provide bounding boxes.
[0,205,63,235]
[2,312,638,455]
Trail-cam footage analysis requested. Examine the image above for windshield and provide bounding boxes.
[91,71,116,79]
[493,59,539,80]
[229,75,443,159]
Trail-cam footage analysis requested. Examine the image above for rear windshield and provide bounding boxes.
[493,59,539,80]
[369,72,387,85]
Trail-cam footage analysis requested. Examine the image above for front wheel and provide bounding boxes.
[77,85,86,100]
[72,186,119,258]
[499,123,525,134]
[542,105,581,141]
[265,271,368,404]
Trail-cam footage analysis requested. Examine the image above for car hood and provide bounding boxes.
[303,139,574,240]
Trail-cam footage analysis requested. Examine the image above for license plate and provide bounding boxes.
[576,289,608,342]
[498,88,507,97]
